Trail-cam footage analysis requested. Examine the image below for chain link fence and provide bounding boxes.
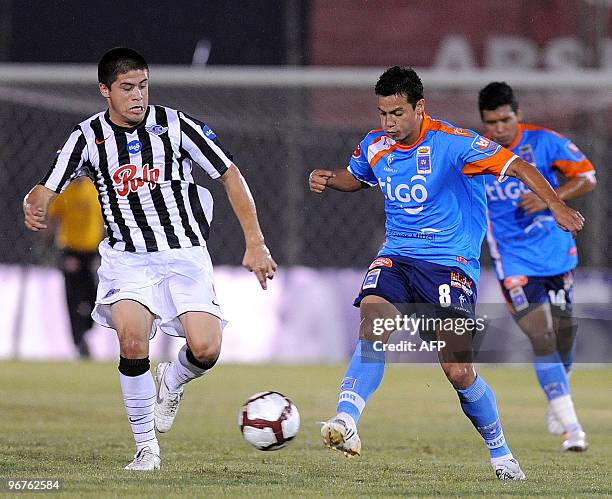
[1,69,610,269]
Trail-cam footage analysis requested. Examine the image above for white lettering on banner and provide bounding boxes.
[487,37,537,69]
[434,35,476,70]
[434,35,612,69]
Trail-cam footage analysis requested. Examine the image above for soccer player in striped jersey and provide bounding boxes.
[309,66,585,480]
[23,47,277,470]
[478,82,596,452]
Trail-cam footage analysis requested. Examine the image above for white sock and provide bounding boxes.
[163,344,208,392]
[119,372,160,456]
[549,394,582,435]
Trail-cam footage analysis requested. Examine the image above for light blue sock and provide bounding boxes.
[457,374,512,459]
[336,340,385,425]
[534,352,569,400]
[559,337,576,374]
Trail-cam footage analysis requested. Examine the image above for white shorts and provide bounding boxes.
[92,240,225,338]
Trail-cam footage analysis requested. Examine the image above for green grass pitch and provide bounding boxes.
[1,362,611,497]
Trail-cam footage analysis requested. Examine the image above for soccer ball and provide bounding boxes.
[239,391,300,450]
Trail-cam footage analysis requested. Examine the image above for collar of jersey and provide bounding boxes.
[387,113,432,150]
[104,107,150,133]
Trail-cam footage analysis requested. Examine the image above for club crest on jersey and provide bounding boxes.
[416,146,432,174]
[471,135,501,156]
[352,143,361,158]
[145,124,168,136]
[126,140,143,154]
[201,125,217,140]
[113,163,160,196]
[518,145,536,166]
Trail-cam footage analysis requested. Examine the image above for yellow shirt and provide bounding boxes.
[48,177,104,252]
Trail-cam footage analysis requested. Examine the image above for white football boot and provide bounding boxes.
[545,403,565,436]
[562,430,588,452]
[154,362,184,433]
[491,456,526,480]
[124,447,161,471]
[320,416,361,458]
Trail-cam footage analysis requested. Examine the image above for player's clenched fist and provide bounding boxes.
[309,169,336,193]
[549,201,585,236]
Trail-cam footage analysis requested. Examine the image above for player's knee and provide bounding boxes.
[116,326,148,358]
[528,330,557,356]
[187,341,221,370]
[441,363,475,389]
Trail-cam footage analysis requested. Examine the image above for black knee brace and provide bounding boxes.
[118,356,150,377]
[186,347,219,371]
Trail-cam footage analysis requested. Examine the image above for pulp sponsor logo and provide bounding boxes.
[369,257,393,270]
[113,163,161,196]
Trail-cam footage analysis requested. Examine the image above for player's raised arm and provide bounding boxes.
[505,157,585,235]
[309,168,364,193]
[23,184,58,231]
[218,164,277,290]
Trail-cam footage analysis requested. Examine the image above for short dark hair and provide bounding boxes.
[375,66,424,108]
[478,82,519,117]
[98,47,148,88]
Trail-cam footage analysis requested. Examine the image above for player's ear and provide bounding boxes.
[415,99,425,115]
[516,109,524,122]
[99,82,110,99]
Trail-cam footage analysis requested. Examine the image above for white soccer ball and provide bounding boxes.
[239,391,300,451]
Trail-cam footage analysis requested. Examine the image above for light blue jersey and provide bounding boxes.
[485,124,595,279]
[348,114,517,283]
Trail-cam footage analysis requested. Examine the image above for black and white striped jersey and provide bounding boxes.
[40,105,233,253]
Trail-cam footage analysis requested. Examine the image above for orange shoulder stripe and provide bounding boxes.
[462,148,516,176]
[553,159,595,177]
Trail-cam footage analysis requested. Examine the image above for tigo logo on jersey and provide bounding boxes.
[416,146,432,174]
[201,125,217,140]
[471,135,501,156]
[145,124,168,136]
[378,175,428,214]
[127,140,143,154]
